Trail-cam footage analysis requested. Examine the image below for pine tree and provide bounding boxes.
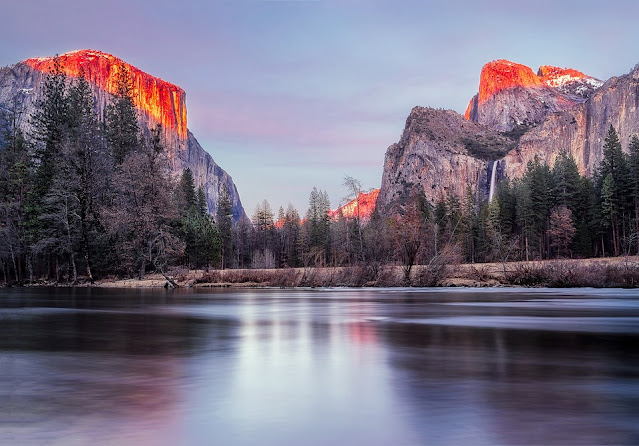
[0,106,30,283]
[251,199,275,268]
[628,136,639,254]
[526,157,553,259]
[552,152,581,211]
[65,72,109,282]
[177,168,197,215]
[105,65,139,164]
[216,184,233,269]
[601,173,617,255]
[281,204,301,267]
[196,187,208,216]
[598,126,632,256]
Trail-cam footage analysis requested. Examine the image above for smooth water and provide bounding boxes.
[1,287,638,445]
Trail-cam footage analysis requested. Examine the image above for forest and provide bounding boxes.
[1,66,639,286]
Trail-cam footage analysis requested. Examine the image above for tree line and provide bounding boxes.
[236,125,639,283]
[2,61,639,285]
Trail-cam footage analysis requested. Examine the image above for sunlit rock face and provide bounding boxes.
[25,50,187,138]
[378,107,515,211]
[465,60,602,131]
[0,50,245,221]
[328,189,380,221]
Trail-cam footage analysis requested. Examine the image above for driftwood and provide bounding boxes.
[161,272,179,288]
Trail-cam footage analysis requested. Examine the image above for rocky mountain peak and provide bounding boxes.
[476,59,542,105]
[328,189,380,221]
[537,65,603,98]
[465,59,601,131]
[24,49,187,138]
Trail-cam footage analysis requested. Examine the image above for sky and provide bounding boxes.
[4,0,639,215]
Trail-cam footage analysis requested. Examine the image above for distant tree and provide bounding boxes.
[304,187,331,265]
[280,204,301,267]
[251,199,275,268]
[342,175,365,261]
[233,216,252,269]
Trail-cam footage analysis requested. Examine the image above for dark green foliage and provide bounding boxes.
[595,126,633,256]
[181,211,221,269]
[552,152,582,210]
[304,187,331,265]
[0,115,30,283]
[216,184,233,269]
[177,168,197,215]
[105,65,139,164]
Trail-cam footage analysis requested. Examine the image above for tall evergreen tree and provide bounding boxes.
[64,72,109,282]
[305,187,331,265]
[0,105,30,283]
[628,135,639,254]
[105,65,139,164]
[597,126,632,255]
[177,168,197,215]
[216,184,234,269]
[552,152,582,210]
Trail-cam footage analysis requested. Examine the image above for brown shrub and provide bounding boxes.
[504,260,639,288]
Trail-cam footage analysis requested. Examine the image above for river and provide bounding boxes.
[1,287,638,445]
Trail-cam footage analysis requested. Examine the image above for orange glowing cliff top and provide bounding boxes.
[25,49,187,138]
[464,59,602,119]
[328,189,380,220]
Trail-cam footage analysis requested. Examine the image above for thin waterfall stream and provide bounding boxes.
[488,160,498,202]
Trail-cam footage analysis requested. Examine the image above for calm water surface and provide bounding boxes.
[1,287,638,445]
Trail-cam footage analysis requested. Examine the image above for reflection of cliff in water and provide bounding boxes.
[383,321,639,445]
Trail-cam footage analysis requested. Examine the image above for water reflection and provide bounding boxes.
[1,288,638,445]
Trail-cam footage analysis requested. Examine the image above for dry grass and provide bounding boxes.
[88,256,639,288]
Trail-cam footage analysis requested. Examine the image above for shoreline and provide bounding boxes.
[13,256,639,289]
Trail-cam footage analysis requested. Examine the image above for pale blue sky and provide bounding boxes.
[3,0,639,214]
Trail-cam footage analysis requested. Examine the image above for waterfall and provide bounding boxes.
[488,160,498,202]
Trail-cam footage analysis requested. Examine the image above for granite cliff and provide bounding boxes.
[378,107,514,210]
[464,60,602,132]
[503,64,639,179]
[378,60,639,213]
[0,50,245,221]
[328,189,380,221]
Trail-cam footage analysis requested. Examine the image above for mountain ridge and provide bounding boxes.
[464,59,602,131]
[377,59,637,213]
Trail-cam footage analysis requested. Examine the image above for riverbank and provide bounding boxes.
[85,256,639,289]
